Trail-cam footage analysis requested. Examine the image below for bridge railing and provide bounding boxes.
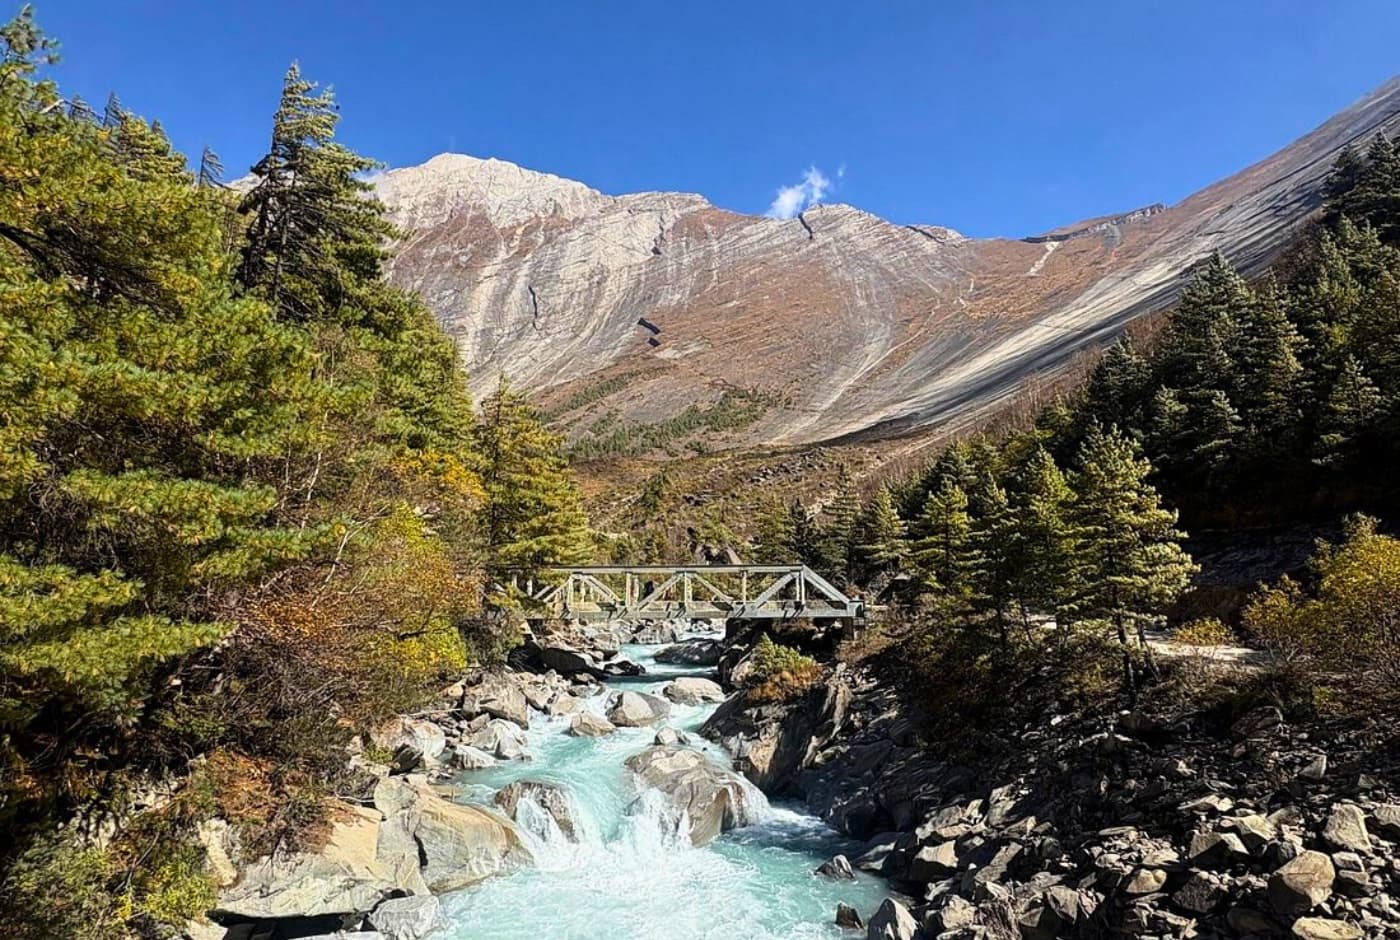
[507,564,863,622]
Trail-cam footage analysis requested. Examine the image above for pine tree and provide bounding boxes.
[235,63,393,321]
[815,464,861,583]
[1344,134,1400,242]
[909,479,978,604]
[1232,273,1304,453]
[473,379,591,579]
[969,474,1016,640]
[1081,335,1151,431]
[855,487,906,577]
[196,146,224,188]
[1071,426,1197,698]
[1009,447,1084,633]
[108,112,189,182]
[1323,144,1365,216]
[1156,252,1246,395]
[1313,355,1383,468]
[66,94,95,123]
[101,90,122,127]
[751,498,797,563]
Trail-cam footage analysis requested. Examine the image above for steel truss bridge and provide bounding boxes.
[513,565,863,623]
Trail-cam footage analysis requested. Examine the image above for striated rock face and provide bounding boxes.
[378,79,1400,449]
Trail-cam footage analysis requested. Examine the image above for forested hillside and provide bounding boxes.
[0,10,588,937]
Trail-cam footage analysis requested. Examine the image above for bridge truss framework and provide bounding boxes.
[513,565,863,623]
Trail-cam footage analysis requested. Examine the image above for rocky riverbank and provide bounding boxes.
[193,619,772,940]
[702,648,1400,939]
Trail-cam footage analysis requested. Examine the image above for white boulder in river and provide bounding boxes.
[623,745,761,846]
[662,676,725,705]
[606,690,671,727]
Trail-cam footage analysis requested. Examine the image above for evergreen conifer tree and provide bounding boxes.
[816,465,861,583]
[1081,336,1150,431]
[751,498,798,563]
[473,379,592,579]
[909,479,978,603]
[1232,274,1304,453]
[1009,447,1084,633]
[1313,355,1383,468]
[235,63,393,321]
[1071,426,1196,698]
[856,487,906,577]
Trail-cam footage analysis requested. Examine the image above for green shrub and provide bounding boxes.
[1243,515,1400,716]
[745,635,822,703]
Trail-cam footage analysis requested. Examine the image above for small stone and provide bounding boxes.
[835,902,863,930]
[1172,871,1226,914]
[906,840,959,881]
[936,894,977,931]
[1290,916,1363,940]
[1299,755,1328,781]
[1323,804,1371,853]
[1123,868,1167,896]
[1371,803,1400,839]
[1180,794,1234,815]
[1187,830,1248,866]
[1269,850,1335,915]
[1225,813,1277,850]
[449,744,496,771]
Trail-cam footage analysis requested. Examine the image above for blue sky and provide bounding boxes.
[32,1,1400,237]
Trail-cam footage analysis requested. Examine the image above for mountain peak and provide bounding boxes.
[376,152,607,229]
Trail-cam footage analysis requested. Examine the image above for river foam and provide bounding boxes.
[438,636,887,939]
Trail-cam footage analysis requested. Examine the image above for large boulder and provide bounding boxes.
[371,718,447,763]
[655,638,724,666]
[459,673,530,728]
[865,898,919,940]
[374,778,532,892]
[494,780,579,841]
[538,645,606,679]
[468,718,530,760]
[1322,804,1371,853]
[1269,850,1335,915]
[567,712,616,737]
[606,690,672,727]
[369,894,440,940]
[663,676,725,705]
[624,745,761,846]
[701,674,850,791]
[215,801,421,921]
[1291,918,1364,940]
[630,621,681,644]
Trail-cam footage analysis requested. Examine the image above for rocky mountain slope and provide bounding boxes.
[378,77,1400,449]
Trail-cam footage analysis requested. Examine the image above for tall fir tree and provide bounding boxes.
[1009,447,1084,632]
[816,464,861,583]
[909,479,978,604]
[855,486,906,578]
[472,379,591,580]
[751,498,798,563]
[1080,335,1151,431]
[1313,355,1383,468]
[968,474,1016,640]
[1232,273,1304,454]
[235,63,393,321]
[1071,426,1196,697]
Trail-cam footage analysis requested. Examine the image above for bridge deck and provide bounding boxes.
[514,564,862,623]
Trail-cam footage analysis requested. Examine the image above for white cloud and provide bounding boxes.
[765,165,834,219]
